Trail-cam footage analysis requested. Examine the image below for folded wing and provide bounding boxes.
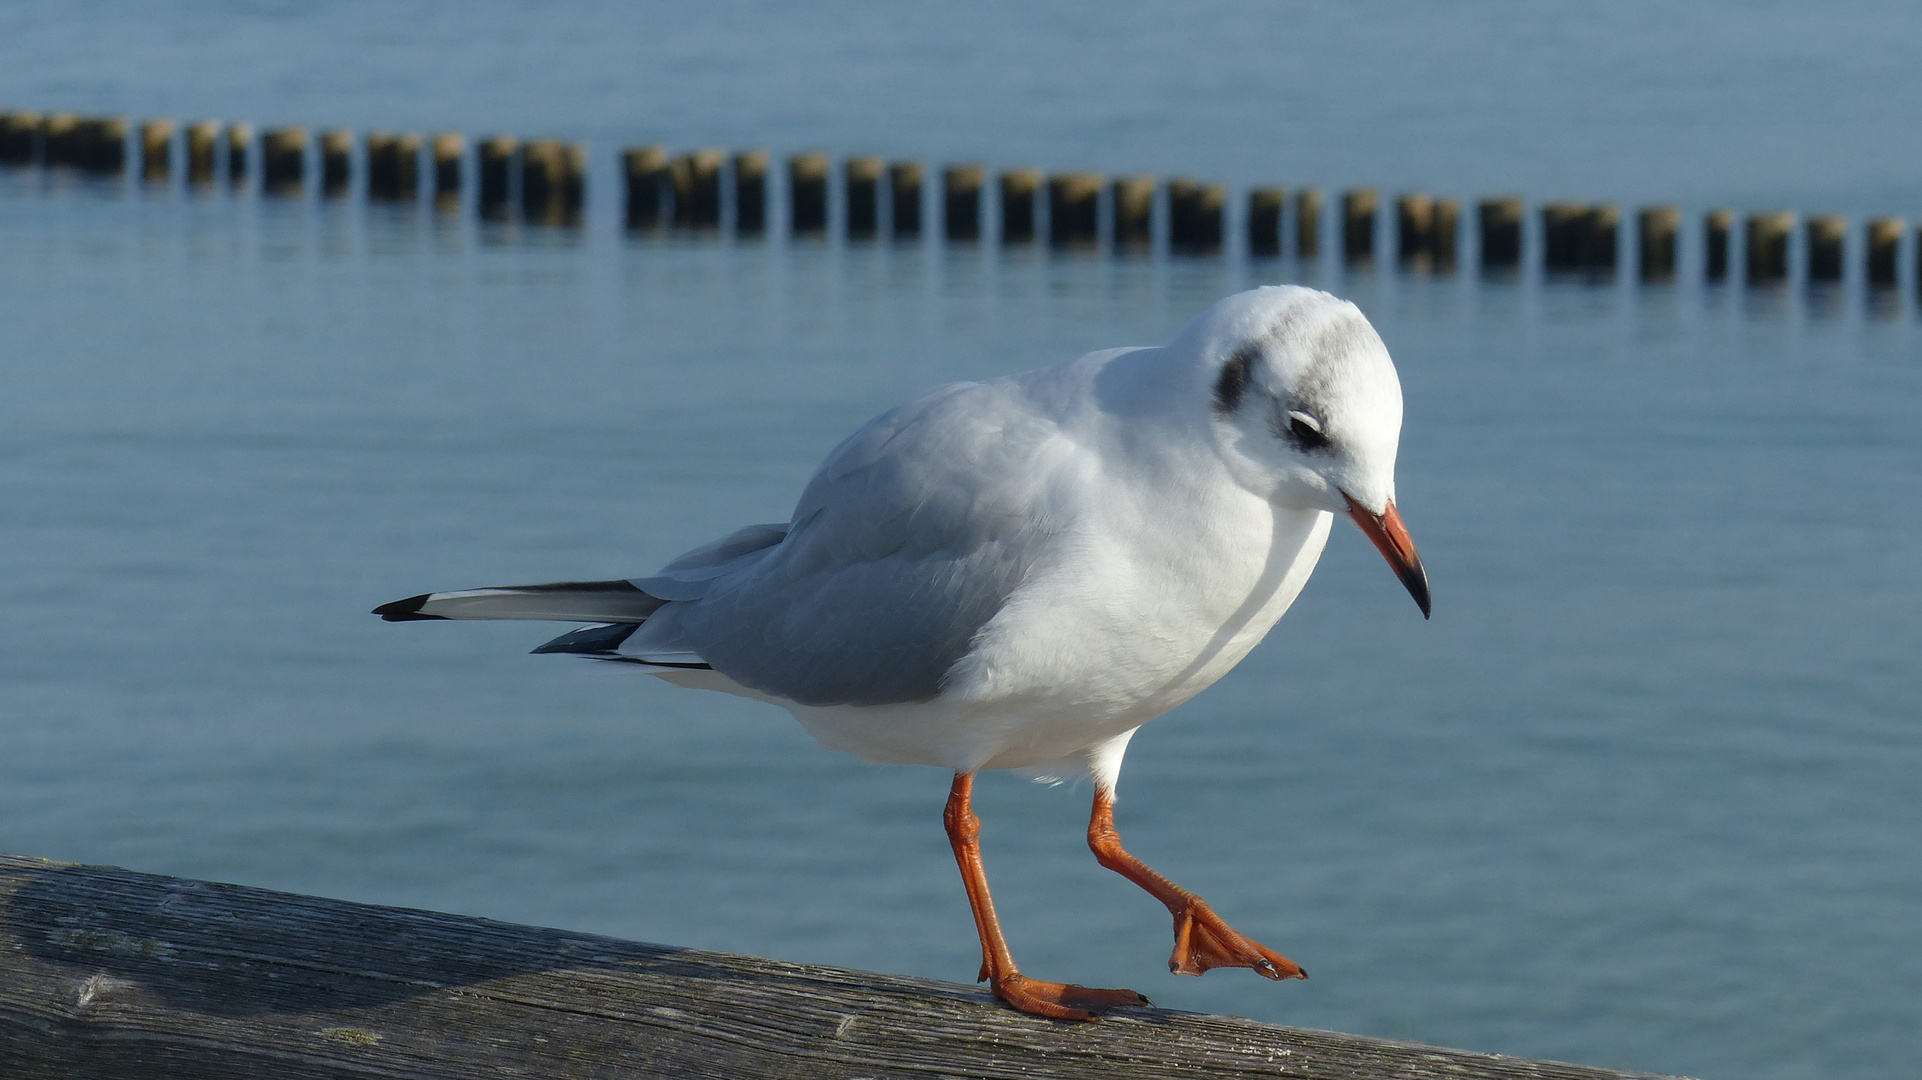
[650,378,1071,707]
[376,375,1077,707]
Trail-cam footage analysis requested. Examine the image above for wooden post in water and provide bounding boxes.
[942,163,982,241]
[844,155,882,237]
[395,134,422,202]
[1478,195,1523,269]
[139,119,174,183]
[1805,214,1846,282]
[1638,205,1680,281]
[18,111,46,165]
[1540,202,1587,270]
[1169,179,1223,253]
[0,110,41,165]
[41,112,80,166]
[21,111,48,166]
[97,117,130,173]
[999,168,1040,243]
[789,151,830,235]
[1048,172,1102,246]
[1745,211,1793,283]
[734,150,769,234]
[1865,217,1902,288]
[70,117,127,174]
[225,122,252,187]
[1160,177,1191,247]
[1247,186,1284,257]
[0,111,33,165]
[672,148,723,227]
[63,117,92,170]
[1168,178,1197,250]
[1198,183,1226,252]
[1705,209,1732,281]
[1588,204,1620,274]
[890,160,923,238]
[1341,188,1377,263]
[54,114,84,168]
[1296,187,1323,260]
[320,129,352,197]
[521,139,564,224]
[520,139,558,222]
[1112,174,1155,249]
[185,120,219,184]
[478,135,516,219]
[621,144,665,228]
[433,132,464,210]
[1395,192,1433,263]
[261,126,306,195]
[366,132,399,199]
[1432,198,1460,269]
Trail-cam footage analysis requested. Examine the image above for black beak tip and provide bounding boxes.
[1403,566,1432,620]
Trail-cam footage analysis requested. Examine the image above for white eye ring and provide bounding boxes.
[1286,410,1322,434]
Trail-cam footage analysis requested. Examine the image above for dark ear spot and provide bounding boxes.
[1213,347,1257,416]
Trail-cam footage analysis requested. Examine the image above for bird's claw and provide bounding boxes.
[1168,897,1306,981]
[989,972,1152,1022]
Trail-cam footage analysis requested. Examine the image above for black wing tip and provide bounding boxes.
[373,594,447,622]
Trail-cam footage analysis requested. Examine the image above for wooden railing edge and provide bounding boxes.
[0,852,1691,1080]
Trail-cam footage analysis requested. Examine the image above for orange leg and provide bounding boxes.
[944,772,1150,1021]
[1087,787,1307,981]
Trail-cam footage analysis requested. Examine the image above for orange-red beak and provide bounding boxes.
[1343,494,1431,619]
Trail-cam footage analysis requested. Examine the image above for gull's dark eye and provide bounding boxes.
[1286,410,1329,450]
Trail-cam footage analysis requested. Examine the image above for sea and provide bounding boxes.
[2,4,1918,1078]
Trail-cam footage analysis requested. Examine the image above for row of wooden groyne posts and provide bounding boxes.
[3,108,1916,289]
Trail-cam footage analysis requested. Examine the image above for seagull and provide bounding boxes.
[375,285,1429,1021]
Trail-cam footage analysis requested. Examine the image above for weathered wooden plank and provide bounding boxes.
[0,854,1685,1080]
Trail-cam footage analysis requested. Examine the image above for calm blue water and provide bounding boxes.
[3,6,1920,1079]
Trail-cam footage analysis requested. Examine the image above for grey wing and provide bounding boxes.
[643,379,1067,707]
[632,521,791,600]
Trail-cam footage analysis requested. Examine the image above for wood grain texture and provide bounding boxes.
[0,853,1688,1080]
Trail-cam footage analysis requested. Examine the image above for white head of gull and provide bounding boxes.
[377,284,1429,1020]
